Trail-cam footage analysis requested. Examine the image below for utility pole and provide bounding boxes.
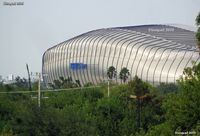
[38,73,41,108]
[31,72,48,108]
[108,80,110,97]
[138,98,141,129]
[130,94,147,130]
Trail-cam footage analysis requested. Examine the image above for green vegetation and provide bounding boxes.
[48,76,80,89]
[196,12,200,50]
[0,62,200,136]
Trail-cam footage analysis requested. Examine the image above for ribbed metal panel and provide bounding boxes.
[42,25,200,85]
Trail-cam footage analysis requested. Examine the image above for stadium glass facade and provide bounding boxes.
[42,24,200,85]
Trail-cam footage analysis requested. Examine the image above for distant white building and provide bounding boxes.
[3,74,16,84]
[8,74,14,81]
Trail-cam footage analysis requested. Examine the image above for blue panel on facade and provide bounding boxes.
[70,63,87,70]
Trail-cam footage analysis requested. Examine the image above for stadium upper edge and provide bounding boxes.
[42,24,200,85]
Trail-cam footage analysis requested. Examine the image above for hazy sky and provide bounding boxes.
[0,0,200,78]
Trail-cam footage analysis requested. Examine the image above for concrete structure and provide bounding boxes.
[42,24,200,85]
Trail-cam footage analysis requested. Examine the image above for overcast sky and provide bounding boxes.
[0,0,200,79]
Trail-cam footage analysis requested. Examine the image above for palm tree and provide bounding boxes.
[119,67,130,83]
[107,66,117,80]
[196,12,200,52]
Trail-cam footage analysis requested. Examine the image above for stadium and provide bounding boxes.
[42,24,200,85]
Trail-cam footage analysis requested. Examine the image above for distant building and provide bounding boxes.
[8,74,14,81]
[3,74,15,84]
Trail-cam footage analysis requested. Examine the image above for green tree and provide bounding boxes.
[107,66,117,80]
[50,76,78,89]
[4,85,13,92]
[128,76,150,97]
[157,83,178,94]
[95,97,125,136]
[53,79,62,89]
[119,67,130,83]
[196,12,200,51]
[84,82,93,87]
[0,128,15,136]
[15,76,28,89]
[128,76,163,132]
[144,122,173,136]
[163,62,200,132]
[61,76,78,88]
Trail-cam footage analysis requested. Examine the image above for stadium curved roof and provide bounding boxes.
[42,24,199,85]
[115,24,197,49]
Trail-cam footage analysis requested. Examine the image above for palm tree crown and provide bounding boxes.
[107,66,117,80]
[119,67,130,83]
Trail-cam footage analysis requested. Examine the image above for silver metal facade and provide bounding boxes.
[42,25,200,85]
